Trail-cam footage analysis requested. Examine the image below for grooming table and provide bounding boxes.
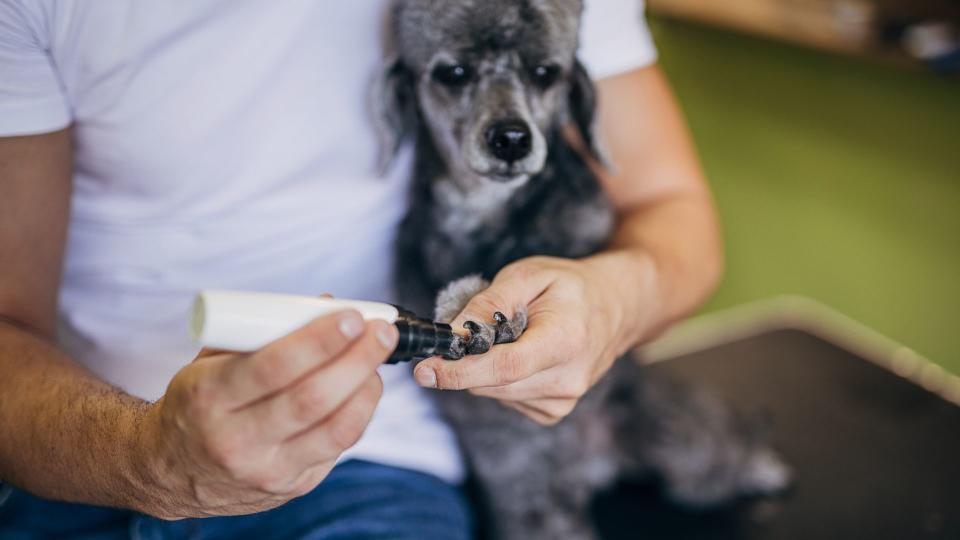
[594,301,960,540]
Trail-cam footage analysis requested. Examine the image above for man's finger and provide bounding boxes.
[467,366,570,402]
[236,321,396,441]
[220,310,367,406]
[280,373,384,469]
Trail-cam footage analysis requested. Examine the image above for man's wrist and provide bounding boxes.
[120,398,184,519]
[583,248,663,355]
[103,395,174,516]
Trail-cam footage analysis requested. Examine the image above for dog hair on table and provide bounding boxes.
[374,1,791,538]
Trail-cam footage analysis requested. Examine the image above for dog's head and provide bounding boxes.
[375,0,607,184]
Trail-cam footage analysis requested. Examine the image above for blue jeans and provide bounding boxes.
[0,460,473,540]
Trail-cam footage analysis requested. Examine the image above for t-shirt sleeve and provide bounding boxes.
[0,1,72,136]
[579,0,658,80]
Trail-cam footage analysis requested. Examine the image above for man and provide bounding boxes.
[0,0,722,537]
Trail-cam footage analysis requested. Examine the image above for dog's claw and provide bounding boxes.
[493,309,528,345]
[464,320,494,355]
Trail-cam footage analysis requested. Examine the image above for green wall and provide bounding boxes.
[650,19,960,372]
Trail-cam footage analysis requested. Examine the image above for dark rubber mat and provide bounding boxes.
[594,328,960,540]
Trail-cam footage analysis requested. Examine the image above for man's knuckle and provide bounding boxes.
[535,415,562,427]
[292,466,329,497]
[290,381,328,423]
[184,383,216,419]
[289,477,317,498]
[308,325,349,358]
[251,352,285,388]
[501,260,536,281]
[552,400,577,419]
[360,329,393,359]
[290,482,314,498]
[328,415,365,451]
[527,405,564,426]
[558,378,589,400]
[463,292,501,318]
[303,317,335,339]
[249,470,291,495]
[477,296,502,314]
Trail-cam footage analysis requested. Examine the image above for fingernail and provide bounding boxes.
[376,324,398,349]
[416,367,437,388]
[338,312,364,339]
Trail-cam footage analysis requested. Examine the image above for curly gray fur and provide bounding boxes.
[375,1,791,538]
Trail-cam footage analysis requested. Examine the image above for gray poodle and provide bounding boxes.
[374,1,791,538]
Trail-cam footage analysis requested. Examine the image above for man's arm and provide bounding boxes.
[590,65,723,347]
[413,66,723,425]
[0,130,397,517]
[0,129,154,506]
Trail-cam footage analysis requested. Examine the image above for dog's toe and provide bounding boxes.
[464,320,495,355]
[493,308,528,344]
[444,334,469,360]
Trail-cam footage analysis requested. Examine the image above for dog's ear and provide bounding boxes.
[372,55,416,175]
[568,60,613,169]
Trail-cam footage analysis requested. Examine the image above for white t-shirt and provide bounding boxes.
[0,0,657,483]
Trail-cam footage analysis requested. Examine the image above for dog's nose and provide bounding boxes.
[485,121,532,163]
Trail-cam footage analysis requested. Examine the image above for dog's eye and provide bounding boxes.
[531,65,561,89]
[432,64,473,88]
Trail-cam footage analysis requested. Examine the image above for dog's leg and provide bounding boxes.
[452,413,602,540]
[609,361,792,507]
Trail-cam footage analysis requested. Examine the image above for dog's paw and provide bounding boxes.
[738,449,793,497]
[663,447,793,508]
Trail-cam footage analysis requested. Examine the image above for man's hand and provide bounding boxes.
[139,310,398,519]
[414,254,658,426]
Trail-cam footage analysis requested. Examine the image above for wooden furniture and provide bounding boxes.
[647,0,960,63]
